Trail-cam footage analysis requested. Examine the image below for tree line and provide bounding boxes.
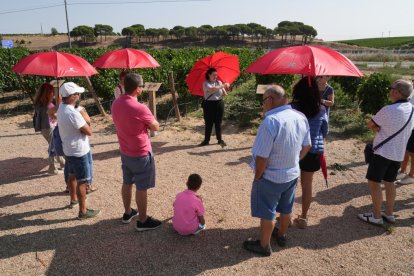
[65,21,317,45]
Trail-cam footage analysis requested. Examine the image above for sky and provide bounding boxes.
[0,0,413,41]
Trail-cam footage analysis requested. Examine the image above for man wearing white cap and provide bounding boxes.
[57,82,100,220]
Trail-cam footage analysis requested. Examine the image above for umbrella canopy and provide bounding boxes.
[246,45,363,77]
[186,51,240,96]
[93,48,160,69]
[12,51,98,77]
[319,153,328,188]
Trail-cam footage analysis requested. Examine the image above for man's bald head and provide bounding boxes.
[264,85,285,100]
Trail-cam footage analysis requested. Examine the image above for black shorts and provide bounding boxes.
[366,154,401,183]
[299,152,321,172]
[406,131,414,153]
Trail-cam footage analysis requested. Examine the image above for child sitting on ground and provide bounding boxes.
[172,174,205,235]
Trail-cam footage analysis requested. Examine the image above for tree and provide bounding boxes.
[170,26,185,39]
[145,28,159,42]
[70,25,95,43]
[51,27,58,36]
[185,26,198,38]
[94,24,113,42]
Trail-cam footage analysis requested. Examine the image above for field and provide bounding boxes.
[338,36,414,49]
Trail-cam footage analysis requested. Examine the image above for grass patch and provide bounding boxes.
[338,36,414,49]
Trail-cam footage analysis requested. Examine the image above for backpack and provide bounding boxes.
[33,106,49,132]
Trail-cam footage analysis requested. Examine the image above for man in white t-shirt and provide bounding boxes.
[57,82,100,220]
[359,79,414,225]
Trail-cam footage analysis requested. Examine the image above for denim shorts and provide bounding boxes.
[121,152,155,190]
[251,177,298,220]
[64,153,93,185]
[66,151,92,184]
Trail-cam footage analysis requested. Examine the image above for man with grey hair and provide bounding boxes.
[359,79,414,225]
[112,73,162,231]
[243,85,311,256]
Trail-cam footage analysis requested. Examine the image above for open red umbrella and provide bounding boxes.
[93,48,160,69]
[246,45,363,77]
[12,51,98,77]
[186,52,240,96]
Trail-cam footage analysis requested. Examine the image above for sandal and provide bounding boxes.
[293,216,308,229]
[86,186,98,194]
[357,212,384,226]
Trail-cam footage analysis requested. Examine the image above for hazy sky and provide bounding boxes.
[0,0,412,41]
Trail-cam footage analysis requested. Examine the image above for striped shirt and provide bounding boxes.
[250,105,311,183]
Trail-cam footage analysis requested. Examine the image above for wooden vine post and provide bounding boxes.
[84,76,106,116]
[144,82,162,137]
[168,71,181,121]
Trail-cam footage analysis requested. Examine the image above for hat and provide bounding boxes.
[59,82,85,97]
[391,79,413,98]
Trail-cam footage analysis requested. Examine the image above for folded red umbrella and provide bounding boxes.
[246,45,363,77]
[319,153,328,187]
[12,51,98,77]
[186,51,240,96]
[93,48,160,69]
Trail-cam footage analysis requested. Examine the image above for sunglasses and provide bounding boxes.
[262,96,272,103]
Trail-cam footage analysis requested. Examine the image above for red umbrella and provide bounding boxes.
[186,52,240,96]
[12,51,98,77]
[93,48,160,69]
[319,153,328,187]
[246,45,363,77]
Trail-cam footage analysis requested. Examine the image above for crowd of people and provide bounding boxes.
[33,71,414,256]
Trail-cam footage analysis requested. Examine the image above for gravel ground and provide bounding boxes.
[0,114,413,276]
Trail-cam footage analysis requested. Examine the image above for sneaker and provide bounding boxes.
[198,141,209,147]
[357,212,384,226]
[271,228,287,247]
[78,209,100,220]
[218,140,227,148]
[396,175,414,185]
[135,216,162,231]
[243,240,272,256]
[122,208,139,224]
[48,169,63,175]
[69,200,79,209]
[192,224,206,235]
[396,171,406,180]
[294,216,308,229]
[381,212,396,224]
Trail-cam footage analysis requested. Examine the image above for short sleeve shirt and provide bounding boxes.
[111,95,155,157]
[172,189,205,235]
[250,105,311,183]
[372,101,414,161]
[203,80,224,101]
[57,104,90,157]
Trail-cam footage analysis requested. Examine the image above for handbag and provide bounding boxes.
[364,106,414,163]
[201,93,216,108]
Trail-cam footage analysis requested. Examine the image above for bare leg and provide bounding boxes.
[136,189,148,222]
[77,181,88,214]
[260,219,275,248]
[367,180,382,219]
[278,213,291,237]
[400,151,409,173]
[68,175,77,201]
[122,184,133,214]
[383,181,396,216]
[408,153,414,177]
[300,171,314,219]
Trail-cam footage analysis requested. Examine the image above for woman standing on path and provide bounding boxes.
[316,76,334,118]
[291,77,329,229]
[198,68,229,147]
[34,83,65,174]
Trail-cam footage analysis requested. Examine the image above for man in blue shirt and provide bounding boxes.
[243,85,311,256]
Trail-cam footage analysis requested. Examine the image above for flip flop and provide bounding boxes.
[86,187,98,194]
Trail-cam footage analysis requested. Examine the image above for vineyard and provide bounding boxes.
[338,36,414,49]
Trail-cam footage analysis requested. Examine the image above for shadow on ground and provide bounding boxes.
[0,157,49,185]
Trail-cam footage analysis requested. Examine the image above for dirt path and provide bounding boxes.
[0,114,413,275]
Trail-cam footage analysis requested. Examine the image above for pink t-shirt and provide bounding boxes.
[172,189,205,235]
[111,95,155,157]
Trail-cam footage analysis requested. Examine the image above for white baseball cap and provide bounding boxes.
[59,82,85,97]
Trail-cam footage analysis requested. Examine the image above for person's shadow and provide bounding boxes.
[0,157,49,185]
[0,219,259,275]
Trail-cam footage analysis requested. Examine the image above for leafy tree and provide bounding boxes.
[94,24,113,42]
[51,27,58,36]
[70,25,95,43]
[185,26,198,38]
[170,26,185,39]
[358,73,391,114]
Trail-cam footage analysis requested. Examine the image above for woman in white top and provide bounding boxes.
[199,68,229,147]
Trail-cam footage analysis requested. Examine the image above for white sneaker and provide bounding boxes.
[381,212,396,224]
[396,175,414,185]
[357,212,384,225]
[396,171,406,180]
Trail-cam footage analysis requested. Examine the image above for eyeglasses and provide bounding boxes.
[262,96,272,103]
[138,85,145,88]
